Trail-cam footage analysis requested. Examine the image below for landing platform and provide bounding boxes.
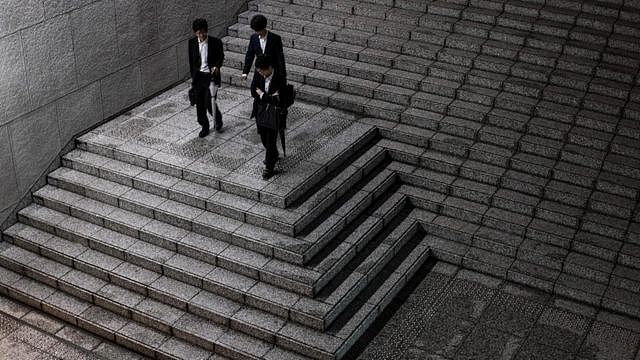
[78,83,374,208]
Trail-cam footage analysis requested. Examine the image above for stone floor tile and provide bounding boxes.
[217,330,272,359]
[529,306,592,353]
[55,325,103,351]
[454,325,523,360]
[21,311,65,334]
[578,321,640,360]
[157,337,212,360]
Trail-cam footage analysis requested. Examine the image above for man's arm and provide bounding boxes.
[276,36,286,79]
[187,39,195,80]
[250,72,260,99]
[212,37,224,69]
[243,36,256,76]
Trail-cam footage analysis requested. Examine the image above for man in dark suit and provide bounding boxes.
[251,55,286,180]
[189,18,224,137]
[241,14,286,82]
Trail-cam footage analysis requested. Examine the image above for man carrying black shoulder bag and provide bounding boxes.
[250,55,286,180]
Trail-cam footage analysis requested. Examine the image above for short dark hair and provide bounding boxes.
[255,55,273,70]
[192,18,208,33]
[250,14,268,31]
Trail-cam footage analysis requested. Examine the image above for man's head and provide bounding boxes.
[192,18,208,42]
[255,55,274,78]
[250,14,268,37]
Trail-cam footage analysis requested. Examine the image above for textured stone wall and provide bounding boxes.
[0,0,248,227]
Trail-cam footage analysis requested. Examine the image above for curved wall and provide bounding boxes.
[0,0,248,227]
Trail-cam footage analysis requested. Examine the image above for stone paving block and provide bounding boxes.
[173,313,225,351]
[338,77,378,98]
[464,247,513,278]
[460,159,505,186]
[420,76,459,98]
[578,321,640,360]
[77,305,128,342]
[529,305,591,352]
[313,9,348,27]
[411,92,453,114]
[335,28,371,46]
[429,131,473,156]
[158,337,212,360]
[115,321,167,357]
[325,41,363,62]
[217,331,273,359]
[581,211,629,240]
[54,325,102,351]
[597,172,640,200]
[527,218,575,249]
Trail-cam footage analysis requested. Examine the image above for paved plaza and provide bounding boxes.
[1,0,640,359]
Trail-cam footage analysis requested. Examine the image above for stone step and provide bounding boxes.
[0,226,431,359]
[0,255,310,360]
[415,221,632,314]
[59,144,386,238]
[49,150,407,266]
[0,228,346,358]
[44,168,310,266]
[250,0,640,49]
[227,18,635,101]
[221,46,628,156]
[17,184,420,330]
[75,118,378,210]
[24,188,317,298]
[236,4,639,84]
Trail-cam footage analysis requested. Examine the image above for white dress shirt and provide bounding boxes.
[261,73,273,99]
[259,32,267,53]
[199,37,209,73]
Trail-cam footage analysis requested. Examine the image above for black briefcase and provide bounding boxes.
[256,103,281,129]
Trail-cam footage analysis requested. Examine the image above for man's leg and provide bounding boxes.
[195,73,210,137]
[259,126,279,179]
[210,83,223,131]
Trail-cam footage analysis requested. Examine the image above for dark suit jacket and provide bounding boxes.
[188,36,224,86]
[243,31,286,78]
[250,70,286,120]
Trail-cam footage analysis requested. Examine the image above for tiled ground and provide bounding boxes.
[80,83,373,208]
[354,262,640,360]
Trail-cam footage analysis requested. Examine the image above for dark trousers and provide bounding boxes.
[194,72,222,130]
[258,125,279,171]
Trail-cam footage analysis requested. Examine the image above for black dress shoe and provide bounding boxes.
[262,168,275,180]
[198,128,210,138]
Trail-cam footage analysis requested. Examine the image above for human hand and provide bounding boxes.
[256,88,263,96]
[211,67,219,75]
[241,73,247,80]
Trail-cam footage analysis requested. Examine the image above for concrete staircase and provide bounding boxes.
[1,0,640,359]
[219,0,640,311]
